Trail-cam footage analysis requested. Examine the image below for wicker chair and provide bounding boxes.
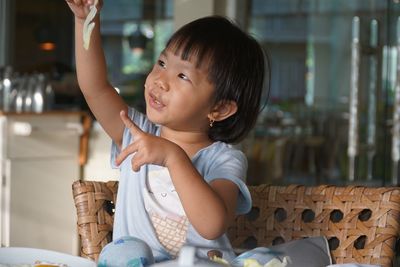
[72,180,400,266]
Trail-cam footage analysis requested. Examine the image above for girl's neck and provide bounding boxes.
[160,126,213,158]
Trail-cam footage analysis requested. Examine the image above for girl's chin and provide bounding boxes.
[145,110,162,124]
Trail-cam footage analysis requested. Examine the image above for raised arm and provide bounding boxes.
[66,0,127,147]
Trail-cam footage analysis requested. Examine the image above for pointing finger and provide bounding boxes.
[120,110,143,136]
[115,142,138,166]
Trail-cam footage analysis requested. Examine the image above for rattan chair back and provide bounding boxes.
[73,180,118,261]
[72,180,400,266]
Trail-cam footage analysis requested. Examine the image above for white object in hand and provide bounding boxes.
[83,0,98,50]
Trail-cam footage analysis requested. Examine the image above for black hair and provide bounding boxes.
[166,15,268,144]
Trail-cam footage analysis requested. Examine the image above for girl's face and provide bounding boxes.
[144,48,215,134]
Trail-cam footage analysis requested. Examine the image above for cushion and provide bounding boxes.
[327,265,380,267]
[231,236,332,267]
[271,236,332,267]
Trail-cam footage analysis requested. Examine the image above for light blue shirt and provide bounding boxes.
[110,107,252,262]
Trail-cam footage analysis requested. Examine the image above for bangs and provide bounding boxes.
[166,29,215,70]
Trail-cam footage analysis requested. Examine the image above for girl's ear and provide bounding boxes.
[209,100,238,122]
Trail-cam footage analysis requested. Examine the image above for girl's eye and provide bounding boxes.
[157,60,166,68]
[178,73,189,81]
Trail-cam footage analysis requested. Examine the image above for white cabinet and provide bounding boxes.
[0,112,82,255]
[83,121,119,182]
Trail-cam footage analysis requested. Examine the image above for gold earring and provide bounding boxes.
[209,118,215,127]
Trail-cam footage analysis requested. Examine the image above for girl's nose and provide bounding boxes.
[154,78,169,91]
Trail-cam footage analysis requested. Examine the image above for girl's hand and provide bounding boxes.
[65,0,102,21]
[115,110,184,172]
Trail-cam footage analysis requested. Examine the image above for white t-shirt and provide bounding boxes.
[143,166,189,257]
[110,107,252,262]
[143,167,185,219]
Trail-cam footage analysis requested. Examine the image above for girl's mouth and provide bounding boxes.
[148,92,165,110]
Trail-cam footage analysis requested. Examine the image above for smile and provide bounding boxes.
[148,92,165,110]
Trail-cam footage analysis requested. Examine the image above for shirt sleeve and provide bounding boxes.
[204,148,252,215]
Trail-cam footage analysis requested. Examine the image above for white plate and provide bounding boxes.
[0,247,96,267]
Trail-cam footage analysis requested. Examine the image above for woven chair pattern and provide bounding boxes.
[228,184,400,267]
[72,180,118,261]
[72,181,400,266]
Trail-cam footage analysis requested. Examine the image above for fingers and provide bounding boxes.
[97,0,104,8]
[131,154,145,172]
[120,110,143,136]
[115,142,138,166]
[66,0,82,5]
[65,0,92,7]
[117,110,153,171]
[116,110,145,170]
[65,0,76,5]
[115,144,144,172]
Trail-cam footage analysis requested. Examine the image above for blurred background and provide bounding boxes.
[2,0,400,187]
[2,0,400,256]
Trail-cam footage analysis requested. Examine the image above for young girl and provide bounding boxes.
[66,0,266,263]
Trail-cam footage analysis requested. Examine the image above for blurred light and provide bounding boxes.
[34,92,44,107]
[128,28,148,55]
[35,25,57,51]
[3,78,11,87]
[39,42,56,51]
[131,47,145,55]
